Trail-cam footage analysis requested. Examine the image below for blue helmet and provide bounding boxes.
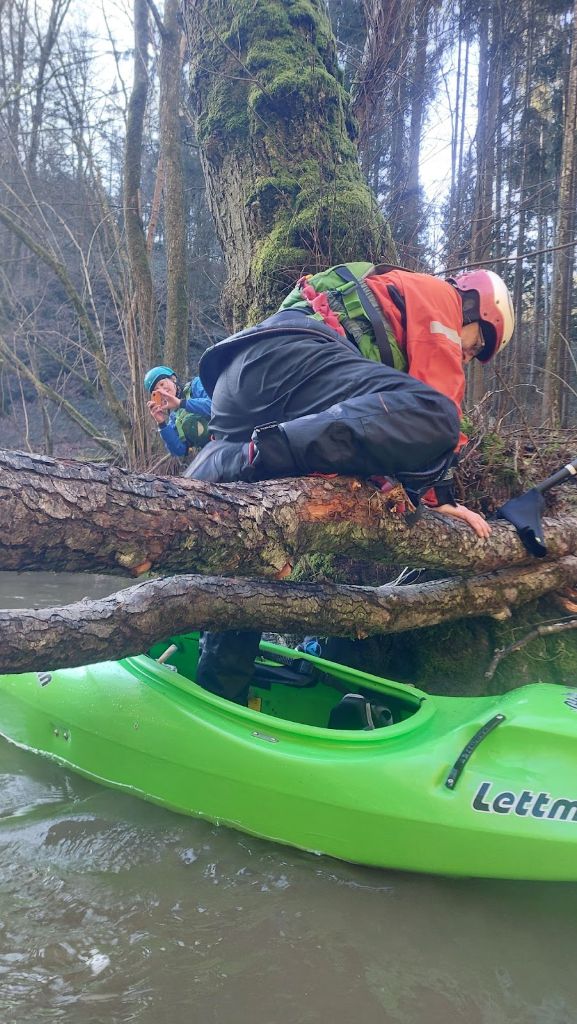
[144,365,176,393]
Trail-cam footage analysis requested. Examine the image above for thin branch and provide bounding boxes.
[143,0,166,38]
[439,239,577,276]
[0,336,121,455]
[485,617,577,679]
[0,203,131,434]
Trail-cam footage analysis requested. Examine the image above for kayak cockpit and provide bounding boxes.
[144,632,425,732]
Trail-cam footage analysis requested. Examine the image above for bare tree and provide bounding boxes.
[157,0,188,372]
[123,0,159,370]
[542,0,577,426]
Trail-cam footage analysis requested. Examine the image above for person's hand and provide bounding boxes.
[147,398,169,425]
[434,502,491,539]
[154,383,180,411]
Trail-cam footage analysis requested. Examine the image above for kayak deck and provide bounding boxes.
[1,633,577,880]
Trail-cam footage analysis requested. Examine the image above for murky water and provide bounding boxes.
[0,572,576,1024]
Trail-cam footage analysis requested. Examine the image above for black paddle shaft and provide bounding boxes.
[533,460,577,494]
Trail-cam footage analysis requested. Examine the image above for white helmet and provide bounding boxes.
[450,269,515,362]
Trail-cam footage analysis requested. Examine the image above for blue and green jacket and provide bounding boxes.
[158,377,211,457]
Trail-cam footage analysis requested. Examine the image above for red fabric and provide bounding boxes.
[366,271,468,508]
[421,487,441,507]
[299,269,467,508]
[298,276,346,336]
[365,271,466,422]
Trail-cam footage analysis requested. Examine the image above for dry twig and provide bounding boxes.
[485,616,577,679]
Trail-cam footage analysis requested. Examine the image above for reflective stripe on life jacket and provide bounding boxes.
[365,270,465,419]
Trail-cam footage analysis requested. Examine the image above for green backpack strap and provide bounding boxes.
[333,266,394,368]
[278,261,406,369]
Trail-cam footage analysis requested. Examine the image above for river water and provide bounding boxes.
[0,572,576,1024]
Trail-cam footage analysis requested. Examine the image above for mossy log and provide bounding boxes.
[3,448,577,576]
[2,447,577,685]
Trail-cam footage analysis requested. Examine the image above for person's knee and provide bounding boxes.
[183,439,254,482]
[195,629,262,705]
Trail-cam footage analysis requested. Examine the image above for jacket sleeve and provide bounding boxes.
[158,416,188,457]
[185,377,212,419]
[421,460,458,508]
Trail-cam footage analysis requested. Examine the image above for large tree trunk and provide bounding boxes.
[3,448,577,577]
[159,0,189,373]
[2,445,577,675]
[182,0,394,327]
[467,0,499,407]
[124,0,159,368]
[401,0,430,264]
[542,0,577,427]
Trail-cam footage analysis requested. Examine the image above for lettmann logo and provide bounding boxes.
[473,782,577,822]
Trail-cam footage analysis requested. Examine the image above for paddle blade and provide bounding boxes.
[497,489,547,557]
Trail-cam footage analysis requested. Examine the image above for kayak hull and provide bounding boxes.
[1,636,577,880]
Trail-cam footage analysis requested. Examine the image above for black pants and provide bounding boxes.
[192,326,460,703]
[196,629,262,706]
[210,326,458,472]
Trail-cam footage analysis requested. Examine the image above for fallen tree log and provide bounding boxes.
[2,447,577,682]
[2,448,576,576]
[2,557,576,673]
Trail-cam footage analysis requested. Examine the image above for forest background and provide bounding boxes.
[1,0,577,692]
[1,0,576,461]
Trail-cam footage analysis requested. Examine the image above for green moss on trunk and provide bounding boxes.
[185,0,394,326]
[387,597,577,696]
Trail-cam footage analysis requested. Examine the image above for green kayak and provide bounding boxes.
[1,632,577,880]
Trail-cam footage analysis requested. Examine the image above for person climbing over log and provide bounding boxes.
[145,365,212,457]
[184,263,515,704]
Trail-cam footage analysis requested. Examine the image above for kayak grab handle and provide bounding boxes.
[156,643,179,664]
[445,714,506,790]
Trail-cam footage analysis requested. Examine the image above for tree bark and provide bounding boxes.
[2,557,576,674]
[509,3,533,397]
[124,0,159,367]
[159,2,189,373]
[182,0,394,327]
[542,0,577,426]
[467,0,499,407]
[1,448,576,578]
[402,0,430,263]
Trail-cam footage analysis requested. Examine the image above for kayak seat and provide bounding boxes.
[328,694,394,731]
